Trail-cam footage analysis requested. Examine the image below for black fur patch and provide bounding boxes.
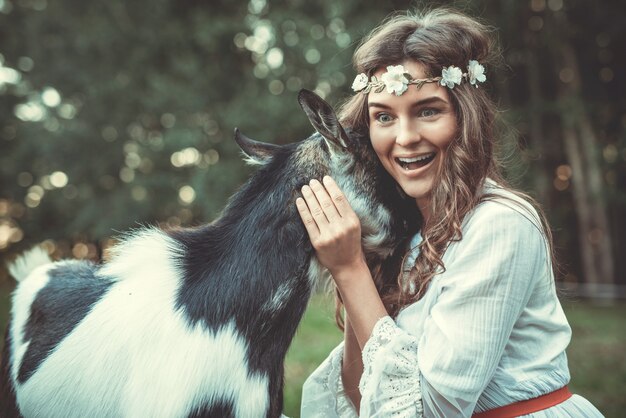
[171,142,318,417]
[187,399,235,418]
[17,261,114,383]
[172,144,316,340]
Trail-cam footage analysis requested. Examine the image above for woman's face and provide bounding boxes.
[368,60,457,209]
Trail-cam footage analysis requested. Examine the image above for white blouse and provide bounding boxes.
[300,181,604,417]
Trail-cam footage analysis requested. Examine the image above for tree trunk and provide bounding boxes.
[525,49,551,206]
[554,40,615,292]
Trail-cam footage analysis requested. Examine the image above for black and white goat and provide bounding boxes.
[1,90,415,418]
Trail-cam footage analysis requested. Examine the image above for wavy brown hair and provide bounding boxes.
[334,8,557,325]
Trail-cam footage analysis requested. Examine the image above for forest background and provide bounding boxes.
[0,0,624,416]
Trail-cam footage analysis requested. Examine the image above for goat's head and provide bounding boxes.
[234,90,417,267]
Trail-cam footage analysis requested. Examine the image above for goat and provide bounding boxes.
[1,90,416,418]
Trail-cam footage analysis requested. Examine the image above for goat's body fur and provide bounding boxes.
[7,230,271,417]
[2,92,416,417]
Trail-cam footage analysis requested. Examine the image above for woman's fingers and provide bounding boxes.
[308,178,341,221]
[296,197,320,240]
[301,184,329,226]
[322,176,354,218]
[296,175,357,242]
[296,176,364,275]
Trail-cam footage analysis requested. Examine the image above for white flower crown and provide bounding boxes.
[351,61,486,96]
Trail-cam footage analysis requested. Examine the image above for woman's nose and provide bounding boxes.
[395,118,421,147]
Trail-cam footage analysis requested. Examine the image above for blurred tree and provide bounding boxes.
[0,0,418,257]
[0,0,624,292]
[552,25,614,289]
[482,0,624,291]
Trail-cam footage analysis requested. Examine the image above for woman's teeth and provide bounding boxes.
[396,153,436,170]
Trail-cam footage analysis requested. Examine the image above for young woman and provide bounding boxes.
[295,8,604,418]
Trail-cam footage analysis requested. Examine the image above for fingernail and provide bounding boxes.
[309,179,320,186]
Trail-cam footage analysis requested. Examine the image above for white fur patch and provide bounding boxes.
[241,151,269,166]
[8,246,52,282]
[13,229,269,418]
[361,205,394,256]
[307,258,329,290]
[262,282,294,313]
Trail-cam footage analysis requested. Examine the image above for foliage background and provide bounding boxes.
[0,0,624,415]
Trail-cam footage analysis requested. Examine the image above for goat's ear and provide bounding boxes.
[234,128,280,165]
[298,89,351,152]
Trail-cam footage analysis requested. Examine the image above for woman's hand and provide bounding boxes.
[297,176,388,347]
[295,176,366,277]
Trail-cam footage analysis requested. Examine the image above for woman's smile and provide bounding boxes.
[395,152,437,172]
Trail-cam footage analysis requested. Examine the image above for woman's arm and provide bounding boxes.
[333,262,388,348]
[298,176,420,417]
[342,315,364,410]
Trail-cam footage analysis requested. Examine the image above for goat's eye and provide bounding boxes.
[375,113,394,124]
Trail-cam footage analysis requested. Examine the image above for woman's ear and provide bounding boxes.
[297,89,352,152]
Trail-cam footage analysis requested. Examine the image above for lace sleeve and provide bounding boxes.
[358,316,424,418]
[300,342,359,418]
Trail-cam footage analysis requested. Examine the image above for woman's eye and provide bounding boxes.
[375,113,393,123]
[420,108,439,118]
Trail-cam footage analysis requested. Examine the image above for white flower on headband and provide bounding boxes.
[440,66,463,89]
[351,73,369,92]
[468,60,486,87]
[381,65,410,96]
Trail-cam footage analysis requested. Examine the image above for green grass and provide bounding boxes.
[560,301,626,418]
[283,293,343,416]
[0,276,623,418]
